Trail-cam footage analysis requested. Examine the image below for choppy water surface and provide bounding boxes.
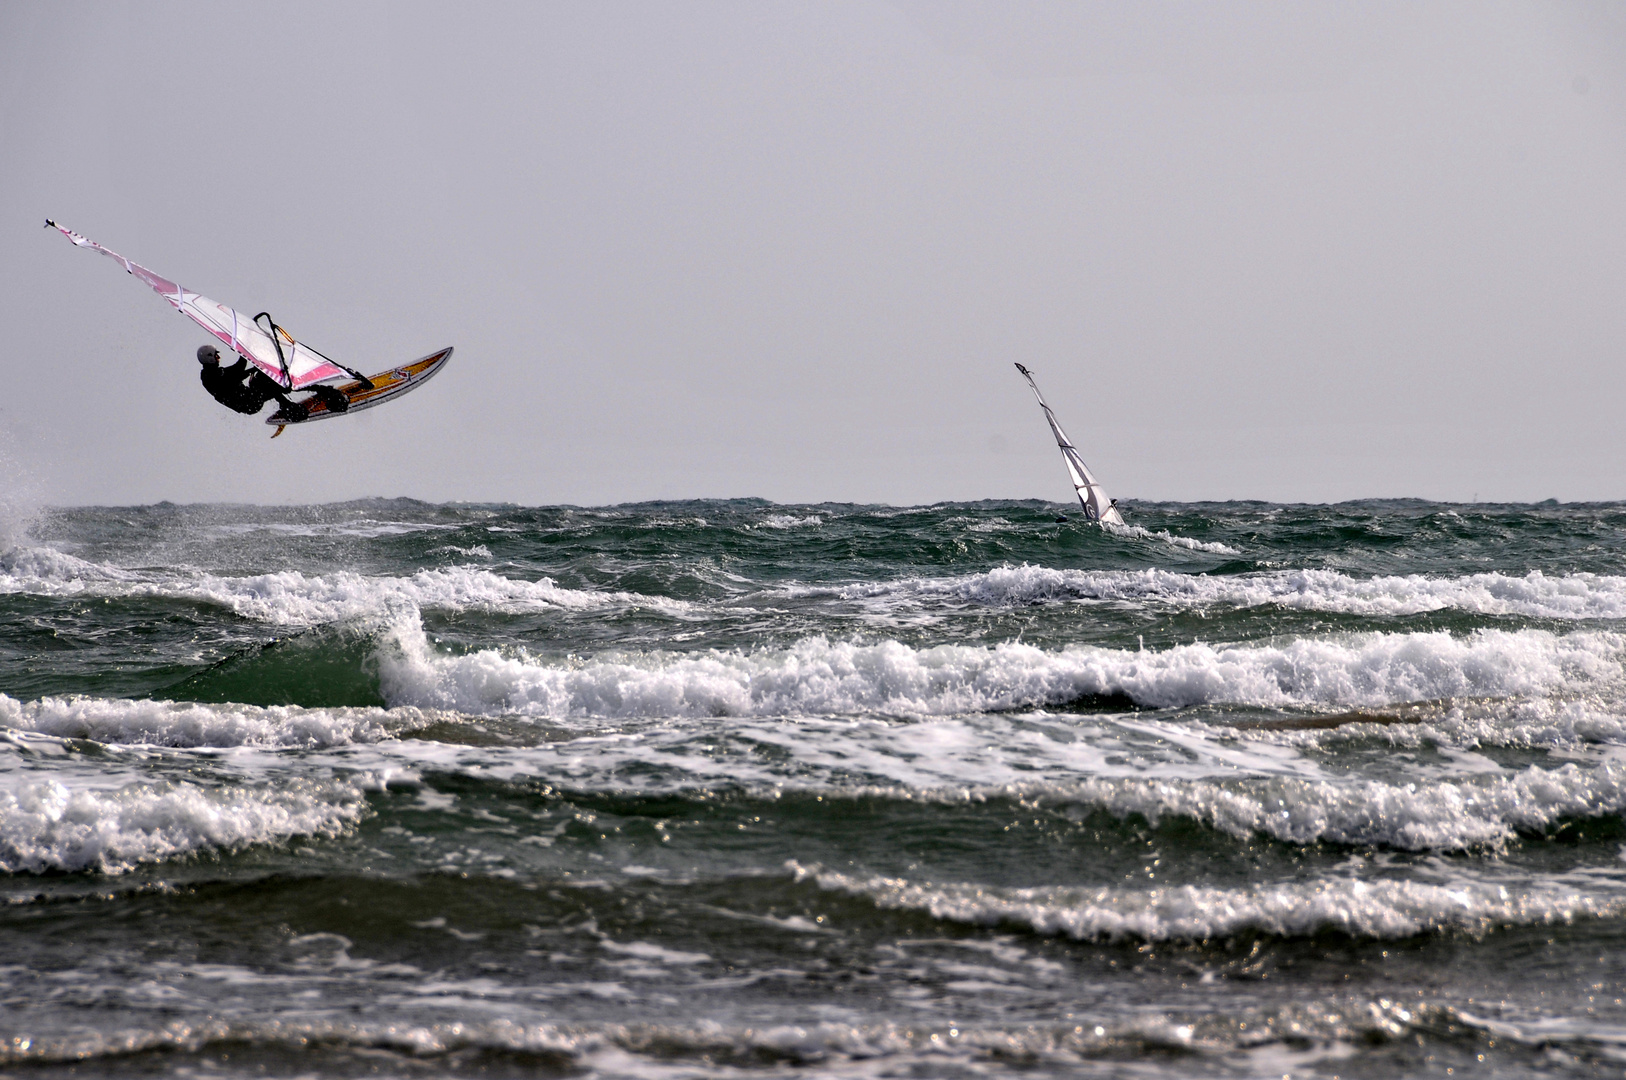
[4,498,1626,1078]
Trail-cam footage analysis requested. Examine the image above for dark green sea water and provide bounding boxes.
[3,498,1626,1077]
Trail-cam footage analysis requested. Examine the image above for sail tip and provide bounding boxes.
[1014,362,1030,375]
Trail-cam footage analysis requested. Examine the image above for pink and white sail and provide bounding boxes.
[47,221,345,390]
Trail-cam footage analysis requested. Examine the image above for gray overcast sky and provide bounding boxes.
[2,1,1624,507]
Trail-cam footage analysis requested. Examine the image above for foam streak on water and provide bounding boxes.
[2,498,1626,1079]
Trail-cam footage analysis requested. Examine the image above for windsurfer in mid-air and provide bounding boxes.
[197,344,350,421]
[48,222,451,434]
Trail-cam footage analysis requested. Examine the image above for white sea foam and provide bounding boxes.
[755,515,822,529]
[0,548,686,625]
[0,1009,1449,1075]
[778,564,1626,620]
[0,546,137,590]
[376,615,1624,718]
[10,543,1626,626]
[641,517,708,529]
[427,543,494,559]
[1239,695,1626,754]
[358,711,1309,797]
[204,520,462,540]
[7,687,1619,854]
[1104,522,1241,555]
[1027,761,1626,851]
[0,776,366,874]
[0,694,427,749]
[792,862,1626,942]
[359,714,1626,851]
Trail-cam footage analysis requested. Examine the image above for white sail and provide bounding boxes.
[47,221,346,390]
[1014,363,1125,525]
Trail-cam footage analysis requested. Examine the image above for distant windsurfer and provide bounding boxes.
[1012,363,1126,526]
[197,345,349,421]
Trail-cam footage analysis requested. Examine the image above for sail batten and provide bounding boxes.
[46,221,345,390]
[1013,362,1125,525]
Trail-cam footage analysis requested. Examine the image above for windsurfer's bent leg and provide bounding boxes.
[307,385,350,414]
[250,372,307,422]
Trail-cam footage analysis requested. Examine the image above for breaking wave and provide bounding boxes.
[0,776,367,874]
[754,514,823,529]
[0,547,688,624]
[1103,522,1240,554]
[367,730,1626,852]
[0,1006,1456,1072]
[0,694,427,749]
[781,565,1626,619]
[376,614,1624,718]
[1017,763,1626,851]
[9,546,1626,626]
[11,695,1625,853]
[792,862,1626,942]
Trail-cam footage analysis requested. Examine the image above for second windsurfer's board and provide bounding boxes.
[268,347,452,434]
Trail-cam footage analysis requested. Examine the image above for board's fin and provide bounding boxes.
[1013,363,1125,525]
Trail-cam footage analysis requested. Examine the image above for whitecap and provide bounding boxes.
[0,548,689,625]
[1104,522,1241,555]
[755,515,822,529]
[776,564,1626,620]
[375,615,1625,718]
[0,694,428,749]
[791,861,1626,942]
[0,776,367,874]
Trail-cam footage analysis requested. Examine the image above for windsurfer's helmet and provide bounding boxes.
[197,344,222,365]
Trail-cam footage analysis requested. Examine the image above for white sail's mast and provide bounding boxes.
[1014,363,1124,525]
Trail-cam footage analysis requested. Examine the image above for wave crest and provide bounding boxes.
[792,861,1626,942]
[376,619,1623,717]
[0,777,367,874]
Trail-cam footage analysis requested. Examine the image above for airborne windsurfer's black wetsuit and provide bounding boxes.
[200,355,295,415]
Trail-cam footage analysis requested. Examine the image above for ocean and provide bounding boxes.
[2,497,1625,1078]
